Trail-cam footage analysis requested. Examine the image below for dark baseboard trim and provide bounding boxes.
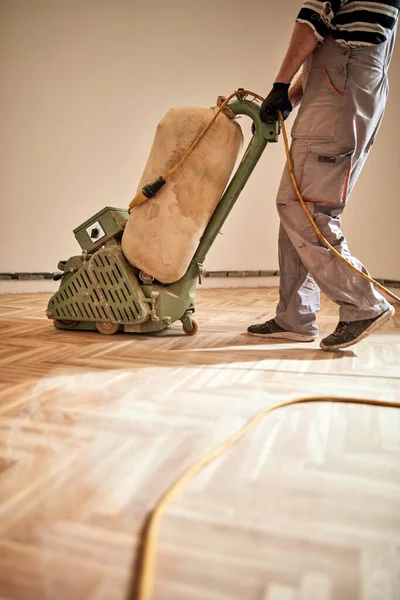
[1,271,400,288]
[0,273,56,280]
[0,270,279,281]
[203,270,280,278]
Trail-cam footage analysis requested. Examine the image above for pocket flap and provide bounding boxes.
[300,147,353,205]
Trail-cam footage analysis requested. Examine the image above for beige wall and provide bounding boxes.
[0,0,399,279]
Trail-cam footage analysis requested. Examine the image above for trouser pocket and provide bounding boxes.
[292,65,347,140]
[299,145,353,205]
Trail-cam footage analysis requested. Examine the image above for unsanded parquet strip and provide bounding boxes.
[0,288,399,600]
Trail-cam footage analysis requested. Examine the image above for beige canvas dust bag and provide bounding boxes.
[122,106,243,283]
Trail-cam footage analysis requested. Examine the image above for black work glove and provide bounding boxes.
[259,83,292,124]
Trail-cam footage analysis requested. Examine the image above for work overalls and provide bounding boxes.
[275,27,397,336]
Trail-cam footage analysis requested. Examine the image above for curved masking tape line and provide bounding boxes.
[136,396,400,600]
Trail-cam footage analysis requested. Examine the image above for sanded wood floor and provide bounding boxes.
[0,288,399,600]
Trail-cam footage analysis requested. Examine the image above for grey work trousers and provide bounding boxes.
[275,32,396,336]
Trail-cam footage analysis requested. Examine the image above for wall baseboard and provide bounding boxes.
[0,270,280,281]
[1,272,399,296]
[0,271,399,286]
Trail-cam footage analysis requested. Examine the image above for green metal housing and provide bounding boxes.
[46,99,279,335]
[73,206,129,253]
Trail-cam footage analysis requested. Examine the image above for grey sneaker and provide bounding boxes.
[247,319,317,342]
[320,305,395,351]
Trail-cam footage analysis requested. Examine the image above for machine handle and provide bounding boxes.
[228,98,280,142]
[192,98,279,267]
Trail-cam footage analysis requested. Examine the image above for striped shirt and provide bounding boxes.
[297,0,399,46]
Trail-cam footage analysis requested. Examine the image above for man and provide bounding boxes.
[248,0,399,351]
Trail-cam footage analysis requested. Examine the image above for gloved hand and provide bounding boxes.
[259,83,292,124]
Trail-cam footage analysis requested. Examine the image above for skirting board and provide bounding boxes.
[0,271,399,296]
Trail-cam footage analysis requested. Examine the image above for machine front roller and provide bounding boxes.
[181,311,199,336]
[54,319,79,329]
[95,321,120,335]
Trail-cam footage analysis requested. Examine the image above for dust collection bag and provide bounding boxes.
[122,105,243,283]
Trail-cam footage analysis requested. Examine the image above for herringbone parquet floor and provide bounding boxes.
[0,288,399,600]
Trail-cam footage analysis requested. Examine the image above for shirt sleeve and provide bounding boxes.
[296,1,343,42]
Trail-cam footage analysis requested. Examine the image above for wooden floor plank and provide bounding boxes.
[0,289,399,600]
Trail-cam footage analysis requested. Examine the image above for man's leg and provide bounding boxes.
[278,197,394,351]
[248,137,393,344]
[275,138,388,312]
[275,138,393,350]
[247,153,320,342]
[277,197,391,320]
[275,223,320,336]
[247,220,319,341]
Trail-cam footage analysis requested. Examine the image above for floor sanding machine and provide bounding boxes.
[46,94,279,335]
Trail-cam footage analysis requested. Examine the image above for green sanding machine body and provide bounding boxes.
[46,99,279,336]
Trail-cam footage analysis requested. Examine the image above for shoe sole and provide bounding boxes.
[320,305,395,352]
[247,331,317,342]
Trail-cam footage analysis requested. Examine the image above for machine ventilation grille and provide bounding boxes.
[49,247,148,324]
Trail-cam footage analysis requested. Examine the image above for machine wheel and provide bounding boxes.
[95,321,119,335]
[54,319,79,329]
[183,318,199,336]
